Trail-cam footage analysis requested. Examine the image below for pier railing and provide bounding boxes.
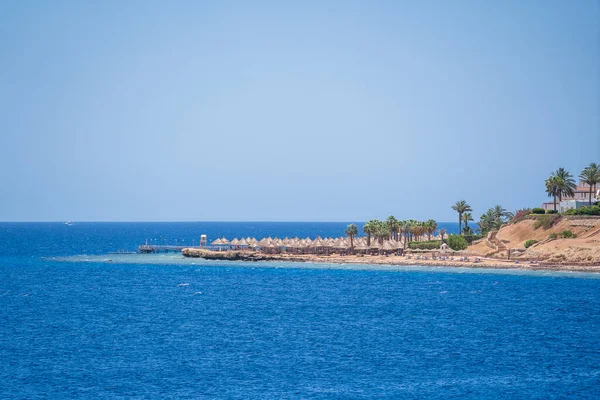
[137,244,223,253]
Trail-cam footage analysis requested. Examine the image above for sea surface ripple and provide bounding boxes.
[1,223,599,398]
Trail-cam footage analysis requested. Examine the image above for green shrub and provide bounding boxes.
[524,240,538,248]
[533,214,561,230]
[547,210,558,214]
[561,230,573,238]
[548,233,558,240]
[573,234,577,238]
[511,208,532,224]
[463,234,484,244]
[447,234,468,251]
[408,240,441,250]
[563,205,600,216]
[531,208,546,214]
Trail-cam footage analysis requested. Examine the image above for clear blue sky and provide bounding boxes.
[1,1,598,222]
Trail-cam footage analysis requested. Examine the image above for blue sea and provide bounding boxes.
[1,222,599,399]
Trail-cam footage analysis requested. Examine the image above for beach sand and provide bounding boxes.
[182,248,600,273]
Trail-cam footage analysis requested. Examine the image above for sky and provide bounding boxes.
[0,0,599,222]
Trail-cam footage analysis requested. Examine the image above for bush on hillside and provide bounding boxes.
[561,230,573,238]
[563,205,600,216]
[533,214,561,230]
[511,208,532,224]
[447,234,468,251]
[524,240,538,248]
[547,210,558,214]
[548,233,558,240]
[531,208,546,214]
[408,240,441,250]
[463,234,484,244]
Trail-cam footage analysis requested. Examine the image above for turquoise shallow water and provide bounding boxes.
[1,223,599,398]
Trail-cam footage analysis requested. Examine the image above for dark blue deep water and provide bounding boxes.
[1,223,599,399]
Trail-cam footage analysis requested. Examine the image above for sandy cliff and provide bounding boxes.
[468,217,600,264]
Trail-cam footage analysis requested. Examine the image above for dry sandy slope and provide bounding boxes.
[468,217,600,264]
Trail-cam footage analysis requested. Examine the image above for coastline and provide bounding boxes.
[181,248,600,273]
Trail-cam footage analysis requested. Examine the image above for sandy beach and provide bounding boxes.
[181,248,600,273]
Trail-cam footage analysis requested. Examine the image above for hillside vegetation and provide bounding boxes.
[468,216,600,264]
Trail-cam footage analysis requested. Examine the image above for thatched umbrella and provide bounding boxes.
[238,238,249,246]
[261,241,276,253]
[333,238,347,249]
[211,238,223,245]
[220,238,230,245]
[322,238,334,247]
[369,241,381,249]
[230,238,240,246]
[354,242,369,252]
[382,240,397,252]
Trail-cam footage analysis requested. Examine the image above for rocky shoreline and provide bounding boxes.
[181,248,600,273]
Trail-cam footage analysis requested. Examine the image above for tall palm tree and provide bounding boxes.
[452,200,472,235]
[413,222,426,242]
[551,168,576,202]
[580,163,600,205]
[345,224,358,253]
[399,220,411,248]
[425,219,437,241]
[376,220,389,244]
[545,176,562,211]
[363,220,377,246]
[462,213,473,233]
[386,216,399,241]
[491,205,513,221]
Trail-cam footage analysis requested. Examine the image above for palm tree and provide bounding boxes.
[413,222,426,242]
[580,163,600,205]
[476,205,515,235]
[399,220,411,248]
[386,216,399,241]
[477,209,495,235]
[491,205,513,221]
[439,228,447,243]
[545,175,563,211]
[425,219,437,241]
[462,212,473,233]
[363,220,377,246]
[551,168,576,202]
[375,220,389,244]
[452,200,472,235]
[345,224,358,253]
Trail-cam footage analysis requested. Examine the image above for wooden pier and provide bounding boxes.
[137,244,195,253]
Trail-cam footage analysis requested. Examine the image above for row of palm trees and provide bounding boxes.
[451,200,472,234]
[451,200,513,235]
[545,163,599,210]
[477,205,514,235]
[344,217,446,252]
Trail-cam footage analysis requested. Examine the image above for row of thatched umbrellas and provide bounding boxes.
[211,236,408,252]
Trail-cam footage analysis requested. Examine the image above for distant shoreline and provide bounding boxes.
[181,248,600,274]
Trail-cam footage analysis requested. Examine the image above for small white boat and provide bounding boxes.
[65,221,74,226]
